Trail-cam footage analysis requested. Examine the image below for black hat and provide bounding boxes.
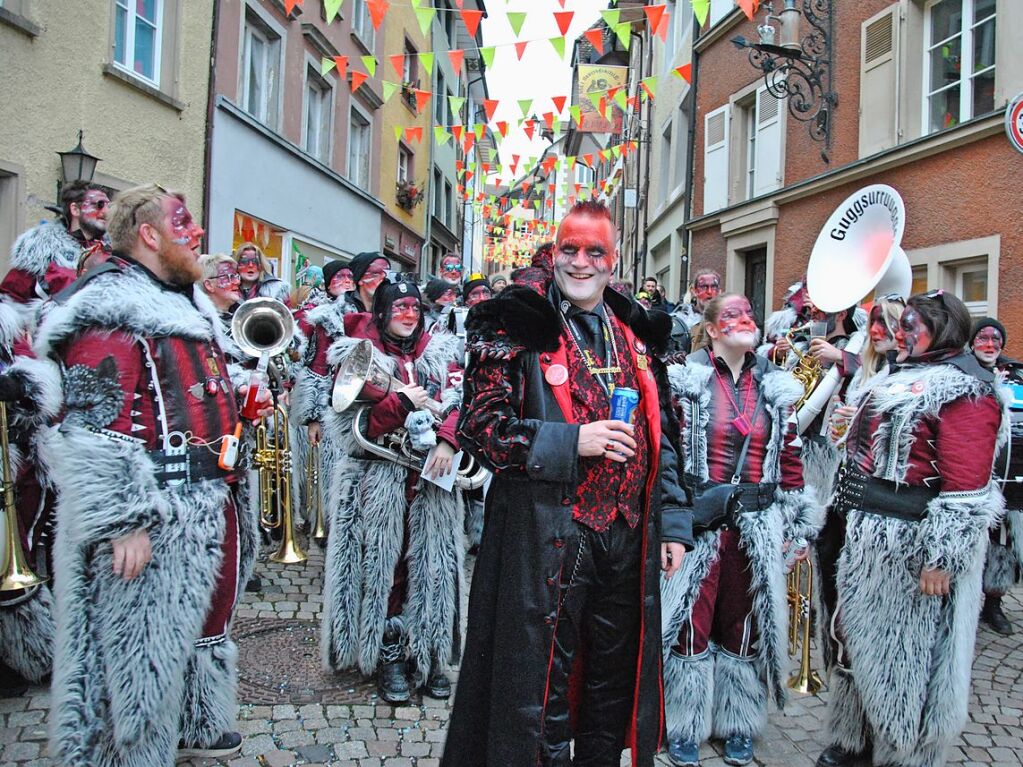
[349,251,388,285]
[971,317,1007,346]
[372,281,423,330]
[322,259,349,287]
[424,277,453,303]
[462,276,491,302]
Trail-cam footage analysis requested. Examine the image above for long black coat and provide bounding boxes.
[442,285,693,767]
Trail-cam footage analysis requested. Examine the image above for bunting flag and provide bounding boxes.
[655,11,671,42]
[332,56,348,79]
[361,55,376,76]
[479,46,496,68]
[415,6,436,35]
[320,57,336,76]
[584,28,604,55]
[549,37,565,58]
[518,99,533,117]
[284,0,303,15]
[640,75,658,100]
[460,8,483,37]
[350,71,368,91]
[474,123,486,140]
[552,95,567,114]
[447,49,464,73]
[381,80,398,102]
[692,0,710,26]
[506,11,527,37]
[569,104,582,126]
[599,9,620,28]
[522,120,535,140]
[553,10,574,36]
[434,126,451,145]
[324,0,343,24]
[614,22,632,49]
[394,125,404,141]
[496,121,509,138]
[367,0,389,30]
[737,0,760,20]
[414,89,431,112]
[644,4,667,31]
[389,54,405,79]
[420,52,434,75]
[515,41,529,60]
[482,98,499,121]
[405,126,424,144]
[449,94,466,116]
[542,112,555,130]
[672,63,692,83]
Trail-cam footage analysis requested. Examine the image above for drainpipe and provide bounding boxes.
[682,25,701,296]
[200,0,221,249]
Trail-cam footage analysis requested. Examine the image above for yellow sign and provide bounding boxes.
[576,64,627,134]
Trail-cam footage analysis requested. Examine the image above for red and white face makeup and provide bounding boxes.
[387,297,421,338]
[465,285,493,307]
[237,249,262,283]
[868,306,897,354]
[76,189,110,237]
[972,327,1003,366]
[693,275,720,310]
[554,213,617,311]
[360,258,390,298]
[895,306,933,358]
[711,296,758,351]
[328,268,355,297]
[157,197,204,286]
[435,287,457,306]
[440,257,463,284]
[205,261,242,305]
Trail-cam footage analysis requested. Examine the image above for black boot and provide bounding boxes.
[815,744,867,767]
[0,661,28,698]
[982,594,1014,636]
[377,620,410,704]
[421,657,451,700]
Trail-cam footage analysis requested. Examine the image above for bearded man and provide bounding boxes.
[443,201,692,767]
[33,184,269,766]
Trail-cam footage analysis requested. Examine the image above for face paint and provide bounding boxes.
[77,190,110,237]
[387,297,421,337]
[360,259,390,296]
[328,268,355,297]
[693,276,720,310]
[465,285,493,307]
[896,307,932,357]
[716,298,757,337]
[553,214,617,310]
[972,327,1003,365]
[436,288,457,306]
[213,262,241,289]
[868,307,896,352]
[169,203,201,248]
[157,197,204,286]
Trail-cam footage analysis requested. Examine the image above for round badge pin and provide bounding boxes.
[911,381,925,395]
[634,339,647,354]
[545,364,569,386]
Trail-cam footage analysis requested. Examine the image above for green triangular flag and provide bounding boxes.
[361,55,377,76]
[613,90,628,111]
[612,145,623,158]
[692,0,710,26]
[434,126,451,145]
[570,104,582,125]
[549,37,566,58]
[588,91,604,111]
[324,0,344,24]
[641,75,658,98]
[320,57,335,76]
[394,125,404,141]
[479,46,496,68]
[615,22,632,49]
[600,9,620,28]
[518,99,533,117]
[382,80,398,102]
[567,156,577,170]
[415,7,436,36]
[475,123,485,139]
[448,95,465,117]
[533,199,541,210]
[420,52,434,75]
[506,11,526,37]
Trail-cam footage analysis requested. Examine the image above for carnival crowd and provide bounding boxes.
[0,180,1017,767]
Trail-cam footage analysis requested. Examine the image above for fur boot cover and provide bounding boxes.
[0,586,55,681]
[825,667,869,754]
[835,362,1009,760]
[663,358,822,717]
[663,649,714,745]
[984,508,1022,593]
[320,333,465,683]
[10,221,80,278]
[179,639,239,748]
[711,651,767,739]
[33,265,251,767]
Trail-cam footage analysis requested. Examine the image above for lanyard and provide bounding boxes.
[561,305,621,396]
[709,352,756,436]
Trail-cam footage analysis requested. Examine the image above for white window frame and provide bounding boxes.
[444,180,453,228]
[906,234,1000,318]
[921,0,997,136]
[351,0,374,52]
[955,259,989,316]
[347,103,372,190]
[113,0,163,86]
[398,144,413,185]
[240,5,285,129]
[303,62,334,163]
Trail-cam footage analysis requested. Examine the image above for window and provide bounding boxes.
[708,0,733,27]
[923,0,996,135]
[403,40,418,86]
[674,99,689,194]
[911,265,929,296]
[435,71,446,124]
[113,0,162,84]
[444,181,453,227]
[734,85,781,202]
[348,106,371,189]
[242,12,282,127]
[437,0,455,46]
[702,105,729,213]
[955,259,989,315]
[304,66,333,162]
[351,0,374,50]
[433,167,444,218]
[907,236,999,318]
[659,123,673,203]
[398,144,413,184]
[446,88,455,126]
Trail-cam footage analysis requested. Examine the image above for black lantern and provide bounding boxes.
[732,0,837,162]
[57,130,101,186]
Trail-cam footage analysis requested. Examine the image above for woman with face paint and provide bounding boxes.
[968,318,1023,636]
[663,294,820,767]
[233,243,292,306]
[319,281,465,706]
[816,292,1007,767]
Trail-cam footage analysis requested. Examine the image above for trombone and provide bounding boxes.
[787,554,823,695]
[0,401,47,603]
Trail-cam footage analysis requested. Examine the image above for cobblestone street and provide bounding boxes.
[2,545,1020,767]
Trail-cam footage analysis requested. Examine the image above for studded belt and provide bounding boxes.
[833,468,940,522]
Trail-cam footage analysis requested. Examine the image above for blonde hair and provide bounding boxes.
[106,183,185,253]
[861,296,905,382]
[233,242,273,276]
[291,284,312,307]
[198,253,236,282]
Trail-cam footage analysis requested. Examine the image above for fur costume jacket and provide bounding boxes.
[292,297,348,425]
[442,284,692,767]
[661,353,821,710]
[830,355,1007,764]
[986,363,1023,594]
[32,260,259,767]
[1,222,81,307]
[320,320,465,685]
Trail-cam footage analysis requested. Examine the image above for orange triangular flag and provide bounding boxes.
[521,181,531,193]
[552,95,567,114]
[542,112,555,130]
[414,89,431,113]
[584,28,604,55]
[496,121,509,137]
[284,0,303,14]
[575,183,582,194]
[523,120,535,140]
[582,153,594,166]
[448,49,465,73]
[656,11,670,41]
[463,133,475,152]
[350,71,368,91]
[553,11,574,36]
[482,99,500,121]
[460,8,484,37]
[481,162,491,174]
[737,0,758,20]
[515,41,528,60]
[390,54,406,79]
[673,63,692,83]
[465,171,474,183]
[366,0,388,30]
[452,125,464,141]
[643,5,667,31]
[332,56,348,80]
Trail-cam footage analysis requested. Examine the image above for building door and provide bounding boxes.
[744,247,767,328]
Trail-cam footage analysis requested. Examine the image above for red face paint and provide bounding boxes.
[360,259,390,295]
[328,268,355,297]
[237,249,261,281]
[693,276,720,307]
[553,214,617,310]
[716,298,757,337]
[387,297,421,337]
[972,327,1003,365]
[78,190,110,236]
[896,307,932,357]
[465,285,493,307]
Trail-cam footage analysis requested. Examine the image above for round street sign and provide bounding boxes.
[1007,91,1023,155]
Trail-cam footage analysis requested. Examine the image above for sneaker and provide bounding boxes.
[723,734,754,766]
[666,738,700,766]
[177,731,242,759]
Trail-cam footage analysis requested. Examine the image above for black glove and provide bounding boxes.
[0,371,25,403]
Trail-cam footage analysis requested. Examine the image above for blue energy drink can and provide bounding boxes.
[610,387,640,424]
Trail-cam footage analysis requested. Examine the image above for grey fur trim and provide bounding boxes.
[0,295,28,350]
[465,500,484,550]
[800,439,840,505]
[179,640,238,748]
[759,308,797,353]
[0,587,55,681]
[660,530,722,651]
[825,667,869,753]
[327,334,392,372]
[5,356,63,431]
[710,651,767,739]
[667,362,712,482]
[663,650,714,744]
[918,484,1003,575]
[1008,508,1023,570]
[292,369,330,424]
[234,472,260,593]
[306,300,348,340]
[774,486,823,544]
[982,541,1016,594]
[10,221,79,277]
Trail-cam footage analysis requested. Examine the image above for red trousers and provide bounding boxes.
[200,497,239,641]
[671,529,757,657]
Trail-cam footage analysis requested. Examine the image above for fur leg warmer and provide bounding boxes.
[663,650,714,745]
[825,667,869,753]
[984,541,1017,595]
[0,586,55,681]
[179,639,238,747]
[710,650,767,739]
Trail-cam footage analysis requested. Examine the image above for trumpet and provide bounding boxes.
[0,401,47,604]
[254,404,306,564]
[787,556,823,695]
[307,441,327,545]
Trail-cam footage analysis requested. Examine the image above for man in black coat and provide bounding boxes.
[443,201,693,767]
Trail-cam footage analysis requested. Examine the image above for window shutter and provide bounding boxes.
[703,105,729,213]
[753,86,782,197]
[858,5,900,157]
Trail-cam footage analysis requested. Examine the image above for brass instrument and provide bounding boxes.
[307,441,327,544]
[0,401,47,602]
[785,322,825,411]
[786,556,823,695]
[332,339,490,491]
